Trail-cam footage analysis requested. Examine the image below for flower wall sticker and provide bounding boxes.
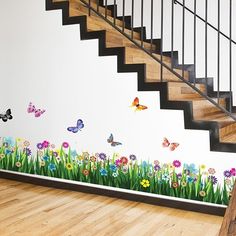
[0,136,235,206]
[27,102,45,118]
[130,97,148,111]
[0,109,13,122]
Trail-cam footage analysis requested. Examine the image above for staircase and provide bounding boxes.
[46,0,236,153]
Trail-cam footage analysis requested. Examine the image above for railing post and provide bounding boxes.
[217,0,221,104]
[150,0,154,53]
[182,0,185,79]
[193,0,197,86]
[205,0,208,94]
[141,0,144,48]
[229,0,232,112]
[160,0,164,81]
[171,0,175,69]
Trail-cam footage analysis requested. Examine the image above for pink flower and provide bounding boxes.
[62,142,69,148]
[115,159,122,166]
[208,168,216,175]
[173,160,181,168]
[42,140,50,148]
[230,168,236,176]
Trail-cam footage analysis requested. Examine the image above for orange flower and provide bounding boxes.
[172,182,179,188]
[82,169,89,176]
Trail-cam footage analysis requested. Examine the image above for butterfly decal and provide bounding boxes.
[130,97,148,111]
[107,134,122,147]
[162,137,179,151]
[27,102,45,118]
[0,109,13,122]
[67,119,84,133]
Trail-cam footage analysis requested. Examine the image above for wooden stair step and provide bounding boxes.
[220,130,236,143]
[63,0,190,82]
[168,82,206,101]
[196,111,236,127]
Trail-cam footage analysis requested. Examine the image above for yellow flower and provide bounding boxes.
[200,164,206,170]
[16,162,21,168]
[40,161,46,167]
[16,138,22,142]
[66,163,73,170]
[0,154,5,159]
[199,190,206,197]
[181,181,187,187]
[82,152,89,160]
[37,150,43,157]
[168,164,175,171]
[140,179,150,188]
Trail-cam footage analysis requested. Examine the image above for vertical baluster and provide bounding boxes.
[182,0,185,79]
[122,0,126,32]
[150,0,154,53]
[105,0,108,18]
[193,0,196,85]
[217,0,220,104]
[97,0,99,13]
[131,0,134,39]
[114,0,116,26]
[171,0,175,69]
[88,0,91,16]
[205,0,208,93]
[161,0,164,81]
[141,0,144,48]
[229,0,232,112]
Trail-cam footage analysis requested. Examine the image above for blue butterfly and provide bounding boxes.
[67,119,84,133]
[107,134,122,147]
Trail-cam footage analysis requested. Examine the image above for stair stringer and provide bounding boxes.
[45,0,236,153]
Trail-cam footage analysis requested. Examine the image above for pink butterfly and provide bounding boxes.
[27,102,45,118]
[162,137,179,151]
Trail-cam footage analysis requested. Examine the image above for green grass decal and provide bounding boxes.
[0,137,234,205]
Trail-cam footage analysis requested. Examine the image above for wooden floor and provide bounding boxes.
[0,178,222,236]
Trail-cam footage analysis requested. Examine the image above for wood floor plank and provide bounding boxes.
[0,178,222,236]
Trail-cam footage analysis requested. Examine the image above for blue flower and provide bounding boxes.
[162,173,170,181]
[71,150,77,158]
[109,164,117,172]
[48,163,56,171]
[43,155,49,161]
[100,168,108,176]
[184,163,198,174]
[5,149,12,155]
[4,137,15,147]
[186,176,194,183]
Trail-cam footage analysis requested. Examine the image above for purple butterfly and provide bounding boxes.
[107,134,122,147]
[27,102,45,118]
[67,119,84,133]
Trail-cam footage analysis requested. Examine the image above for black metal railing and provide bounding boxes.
[80,0,235,121]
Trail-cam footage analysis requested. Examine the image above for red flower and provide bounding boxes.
[120,156,128,165]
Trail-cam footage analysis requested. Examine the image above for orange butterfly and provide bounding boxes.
[162,137,179,151]
[130,97,148,111]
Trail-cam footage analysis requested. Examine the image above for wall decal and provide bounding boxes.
[0,109,13,122]
[67,119,84,133]
[27,102,45,118]
[130,97,148,111]
[162,137,180,151]
[107,133,122,147]
[0,136,234,206]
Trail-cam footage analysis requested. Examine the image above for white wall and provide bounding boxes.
[0,0,236,189]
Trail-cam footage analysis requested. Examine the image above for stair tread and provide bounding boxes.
[220,132,236,143]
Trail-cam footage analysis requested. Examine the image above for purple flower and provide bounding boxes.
[230,168,236,176]
[154,165,161,171]
[37,143,43,149]
[24,148,32,156]
[173,160,181,168]
[208,175,218,185]
[99,153,106,161]
[224,170,232,178]
[129,154,137,161]
[177,173,182,179]
[52,152,58,157]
